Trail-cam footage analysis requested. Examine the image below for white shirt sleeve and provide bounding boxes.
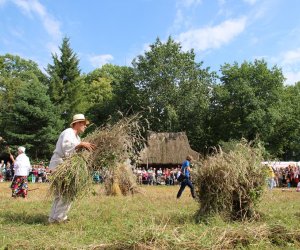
[49,128,81,169]
[61,129,81,157]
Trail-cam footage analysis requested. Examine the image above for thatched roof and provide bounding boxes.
[139,131,200,165]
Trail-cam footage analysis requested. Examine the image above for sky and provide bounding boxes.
[0,0,300,84]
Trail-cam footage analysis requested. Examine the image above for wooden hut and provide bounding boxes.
[138,131,200,169]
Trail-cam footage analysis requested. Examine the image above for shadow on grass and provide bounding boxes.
[0,211,48,225]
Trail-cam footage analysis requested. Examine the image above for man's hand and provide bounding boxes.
[76,142,96,151]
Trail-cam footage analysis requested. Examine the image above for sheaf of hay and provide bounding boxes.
[49,115,145,201]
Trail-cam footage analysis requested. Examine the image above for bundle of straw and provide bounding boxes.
[85,115,145,171]
[49,115,145,201]
[104,162,140,196]
[194,140,266,221]
[49,154,92,201]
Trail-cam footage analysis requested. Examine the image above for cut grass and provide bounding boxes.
[1,183,300,249]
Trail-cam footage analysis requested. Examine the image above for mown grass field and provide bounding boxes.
[1,182,300,249]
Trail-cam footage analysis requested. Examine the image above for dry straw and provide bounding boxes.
[194,140,267,221]
[49,114,145,201]
[214,224,300,249]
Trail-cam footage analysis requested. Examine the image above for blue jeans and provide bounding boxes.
[177,178,195,198]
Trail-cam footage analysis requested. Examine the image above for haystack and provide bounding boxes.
[139,131,199,166]
[194,140,266,221]
[49,115,145,201]
[104,162,139,196]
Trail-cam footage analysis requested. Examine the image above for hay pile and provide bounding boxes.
[49,115,145,201]
[194,140,266,221]
[104,162,140,196]
[214,224,300,249]
[49,154,92,199]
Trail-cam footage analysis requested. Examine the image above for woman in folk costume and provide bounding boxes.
[10,146,31,198]
[48,114,96,224]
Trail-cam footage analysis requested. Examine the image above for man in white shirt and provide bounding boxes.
[10,146,31,198]
[48,114,96,224]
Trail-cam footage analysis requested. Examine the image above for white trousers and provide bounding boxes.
[48,196,72,222]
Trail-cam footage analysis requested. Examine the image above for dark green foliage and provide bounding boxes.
[267,82,300,159]
[4,80,63,159]
[209,60,285,156]
[47,37,84,126]
[1,37,300,161]
[0,54,63,159]
[132,37,214,151]
[84,64,141,125]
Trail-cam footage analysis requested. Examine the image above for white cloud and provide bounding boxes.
[169,0,203,33]
[243,0,258,5]
[0,0,7,6]
[173,9,184,31]
[177,0,202,8]
[142,43,151,53]
[281,48,300,66]
[283,71,300,85]
[218,0,226,5]
[176,17,247,52]
[12,0,62,40]
[272,47,300,85]
[88,54,114,68]
[46,42,60,55]
[266,48,300,85]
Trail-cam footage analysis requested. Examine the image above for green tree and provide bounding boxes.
[47,37,84,125]
[0,54,63,159]
[0,54,47,134]
[4,80,63,159]
[85,64,141,125]
[132,37,214,151]
[210,60,285,156]
[268,82,300,159]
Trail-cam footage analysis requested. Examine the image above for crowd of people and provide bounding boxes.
[0,159,50,183]
[270,165,300,190]
[2,158,300,189]
[133,166,183,185]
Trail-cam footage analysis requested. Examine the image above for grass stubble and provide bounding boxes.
[1,183,300,249]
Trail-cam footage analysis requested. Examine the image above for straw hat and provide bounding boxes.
[70,114,90,127]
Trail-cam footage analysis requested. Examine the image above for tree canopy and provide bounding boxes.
[0,54,63,159]
[0,37,299,161]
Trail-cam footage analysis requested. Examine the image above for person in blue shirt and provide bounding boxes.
[176,155,195,199]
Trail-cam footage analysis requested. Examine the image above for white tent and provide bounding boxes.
[261,161,300,169]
